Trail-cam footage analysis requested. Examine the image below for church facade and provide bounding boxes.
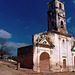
[17,0,75,72]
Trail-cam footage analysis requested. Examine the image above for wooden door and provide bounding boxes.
[63,59,66,68]
[40,52,50,72]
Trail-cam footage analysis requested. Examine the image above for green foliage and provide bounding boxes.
[12,56,17,61]
[8,56,12,59]
[0,38,11,58]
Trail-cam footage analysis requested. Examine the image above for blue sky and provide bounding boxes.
[0,0,75,55]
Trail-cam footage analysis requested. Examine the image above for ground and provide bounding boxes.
[0,60,26,75]
[0,60,75,75]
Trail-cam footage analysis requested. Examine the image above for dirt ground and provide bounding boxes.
[0,61,27,75]
[0,60,75,75]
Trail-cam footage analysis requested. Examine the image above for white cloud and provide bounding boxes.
[0,41,28,55]
[6,41,28,48]
[73,0,75,4]
[0,29,12,39]
[67,17,72,23]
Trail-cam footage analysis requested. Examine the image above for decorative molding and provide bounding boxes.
[36,43,55,49]
[62,56,66,58]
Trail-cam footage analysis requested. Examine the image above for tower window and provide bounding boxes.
[51,21,54,28]
[59,3,62,9]
[51,4,53,9]
[49,6,51,10]
[61,21,64,28]
[43,41,47,44]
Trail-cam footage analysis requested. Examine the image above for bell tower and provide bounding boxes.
[47,0,68,34]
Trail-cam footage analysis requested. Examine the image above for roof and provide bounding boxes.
[48,0,64,5]
[33,30,72,38]
[47,30,72,37]
[18,45,32,49]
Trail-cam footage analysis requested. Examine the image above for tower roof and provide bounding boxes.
[48,0,64,4]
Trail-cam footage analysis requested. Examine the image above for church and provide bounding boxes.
[17,0,75,72]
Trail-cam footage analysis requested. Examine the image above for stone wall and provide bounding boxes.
[17,45,33,69]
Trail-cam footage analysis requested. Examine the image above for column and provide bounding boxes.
[17,62,20,71]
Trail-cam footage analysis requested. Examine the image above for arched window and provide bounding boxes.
[59,3,62,9]
[51,21,54,28]
[61,21,64,28]
[51,4,53,9]
[43,41,47,44]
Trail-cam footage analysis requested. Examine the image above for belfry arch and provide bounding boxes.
[39,52,50,72]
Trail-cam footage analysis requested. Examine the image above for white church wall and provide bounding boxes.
[33,31,75,72]
[67,38,73,66]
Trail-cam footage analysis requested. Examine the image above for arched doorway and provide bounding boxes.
[63,59,66,68]
[40,52,50,72]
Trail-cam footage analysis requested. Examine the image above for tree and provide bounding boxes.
[12,56,17,61]
[0,38,11,58]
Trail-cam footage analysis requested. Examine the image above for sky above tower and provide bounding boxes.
[0,0,75,55]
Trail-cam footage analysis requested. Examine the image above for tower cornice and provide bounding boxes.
[47,7,65,12]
